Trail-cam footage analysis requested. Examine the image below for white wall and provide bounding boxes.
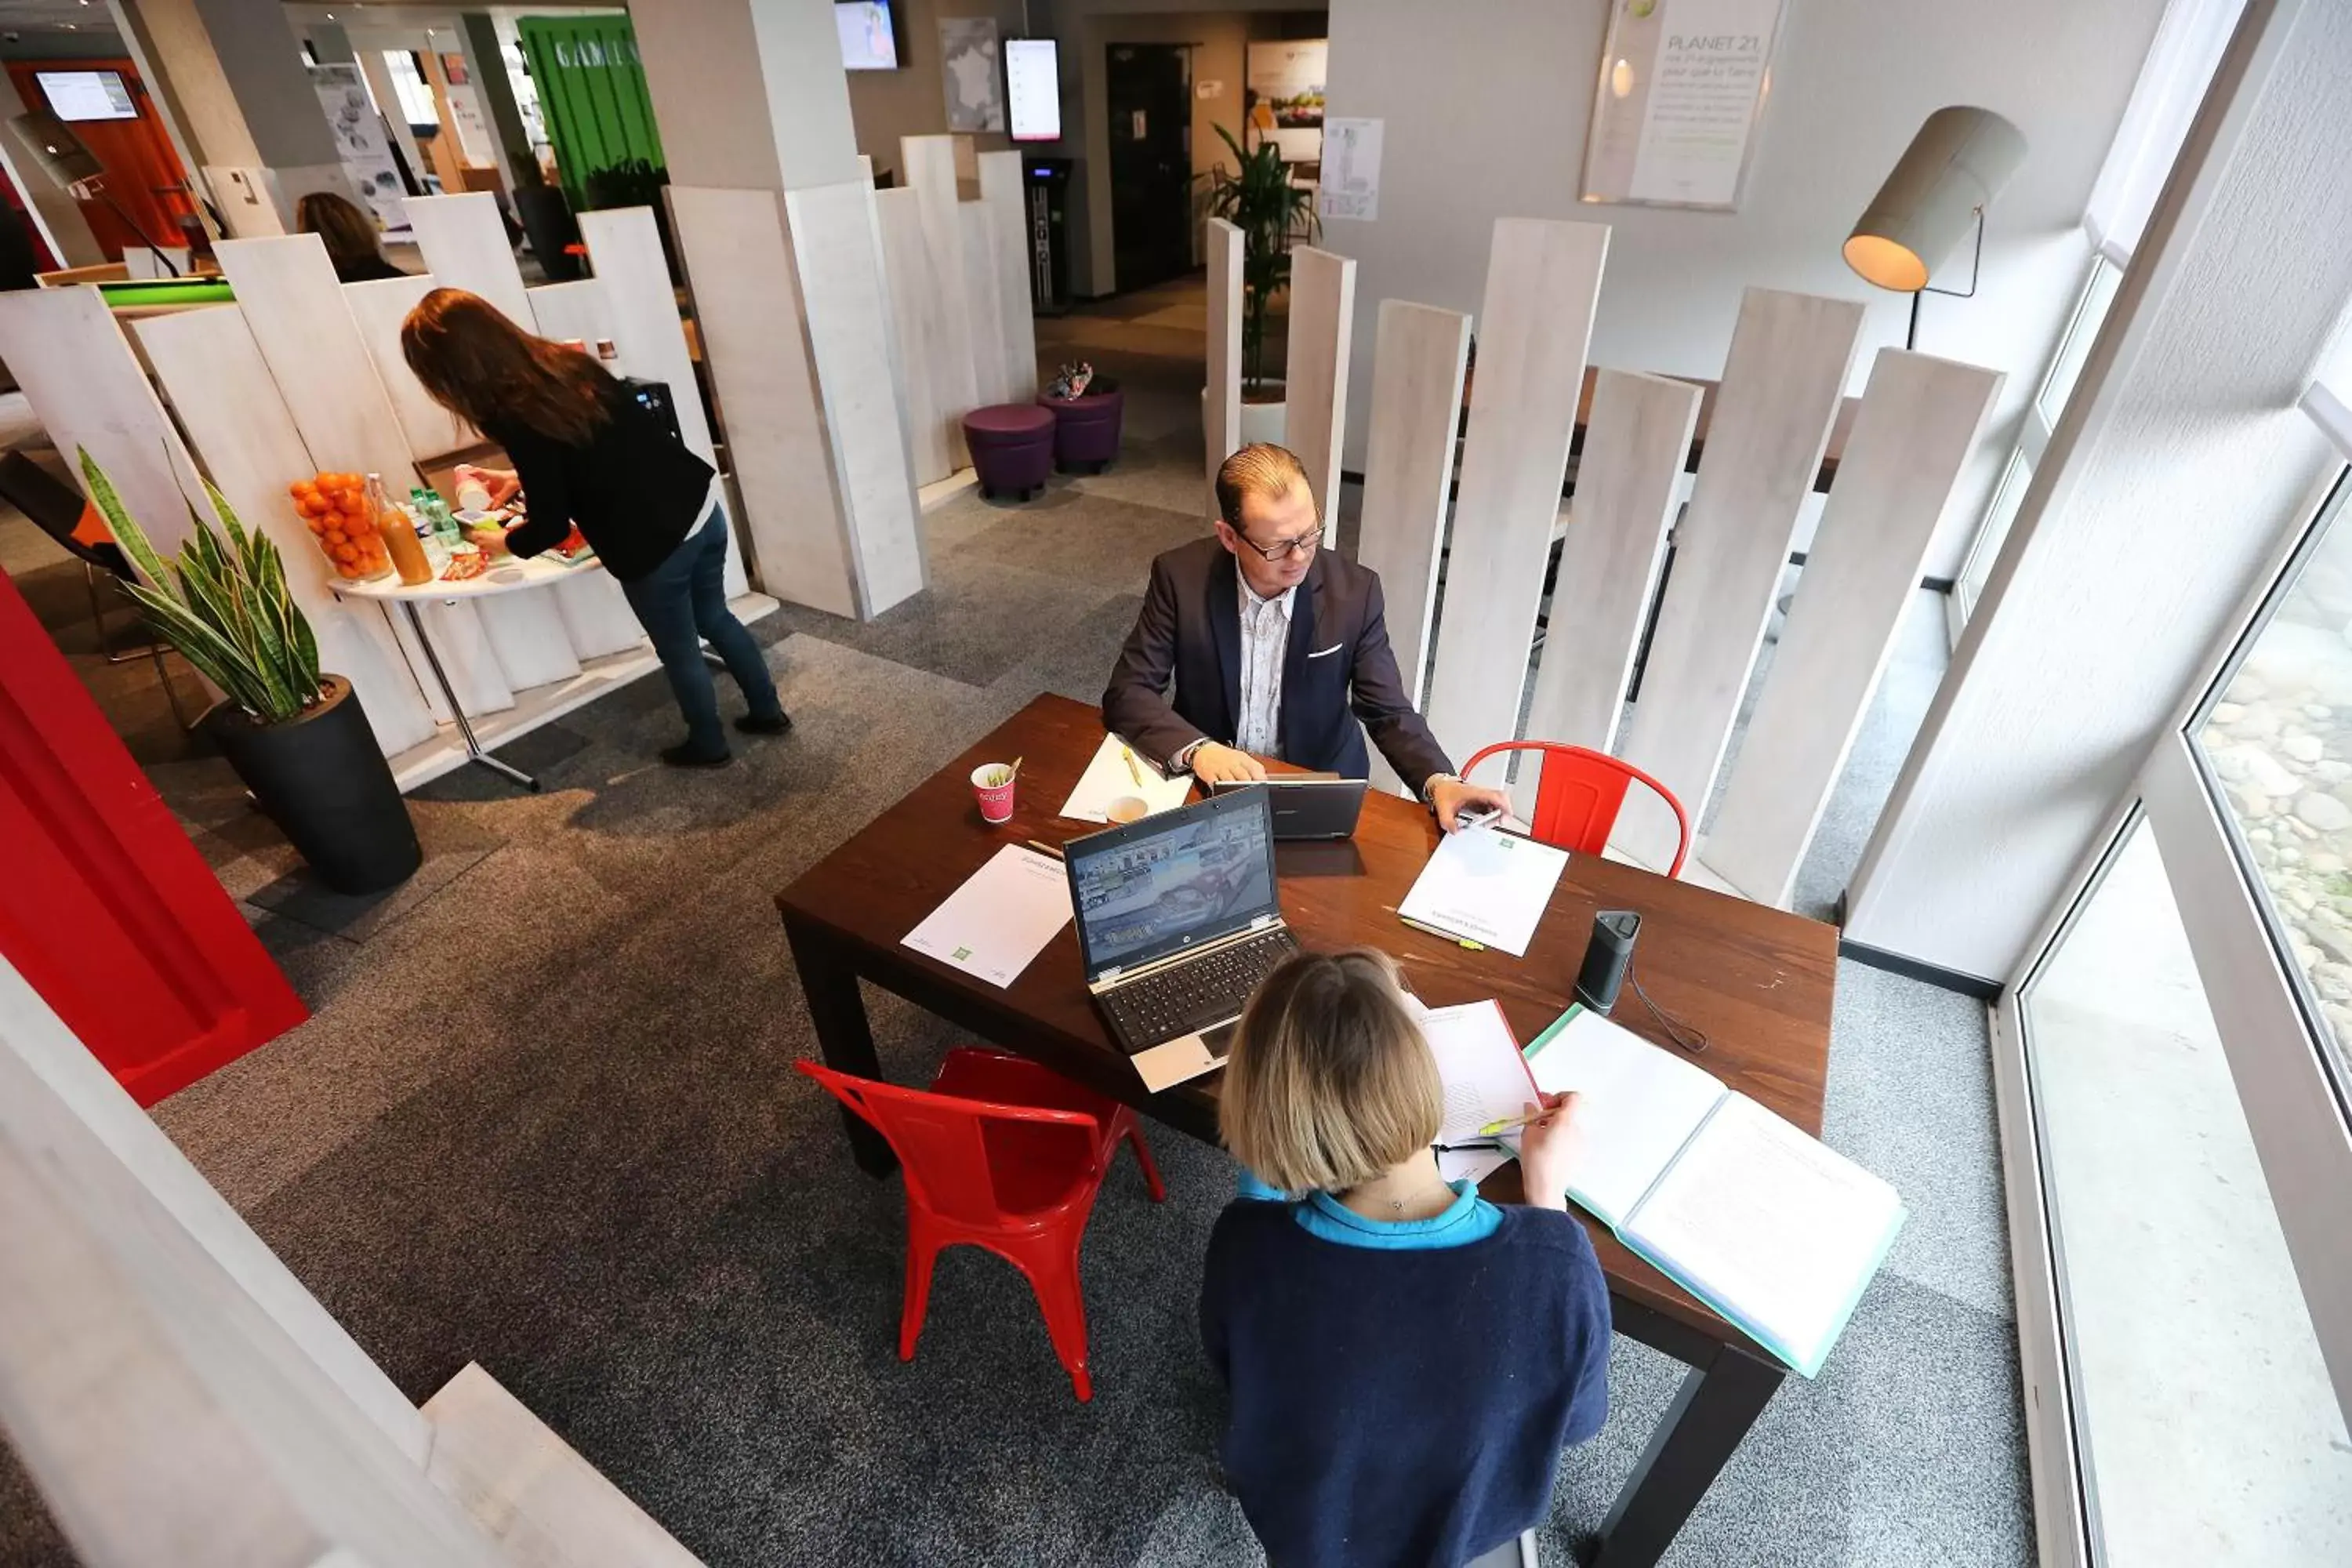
[1322,0,2170,578]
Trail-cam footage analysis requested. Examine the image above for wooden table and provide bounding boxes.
[775,695,1839,1567]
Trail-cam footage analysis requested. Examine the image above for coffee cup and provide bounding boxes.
[1105,794,1149,824]
[972,763,1018,824]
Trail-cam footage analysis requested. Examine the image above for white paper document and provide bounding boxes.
[1058,733,1195,824]
[1418,1000,1537,1185]
[1630,1097,1906,1378]
[1526,1007,1726,1225]
[902,845,1073,988]
[1396,824,1570,956]
[1523,1004,1906,1377]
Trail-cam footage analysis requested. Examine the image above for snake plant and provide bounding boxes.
[81,446,324,724]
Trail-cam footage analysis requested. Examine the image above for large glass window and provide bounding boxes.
[1958,452,2034,613]
[2195,473,2352,1089]
[2024,819,2352,1563]
[381,49,439,130]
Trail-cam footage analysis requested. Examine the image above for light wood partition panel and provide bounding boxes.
[524,278,616,352]
[1422,217,1610,771]
[670,184,859,618]
[1205,216,1243,495]
[960,200,1011,408]
[1615,287,1865,872]
[875,186,956,482]
[578,205,748,601]
[977,150,1037,403]
[343,274,470,457]
[215,235,520,718]
[1353,299,1472,773]
[1519,370,1700,772]
[1284,247,1356,543]
[901,136,980,437]
[133,306,439,754]
[786,178,927,617]
[0,287,203,561]
[401,191,535,328]
[1701,350,2002,906]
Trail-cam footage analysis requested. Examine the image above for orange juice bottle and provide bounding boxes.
[369,473,432,586]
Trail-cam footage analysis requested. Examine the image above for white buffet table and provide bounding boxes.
[333,554,776,792]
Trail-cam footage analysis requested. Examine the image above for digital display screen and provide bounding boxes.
[836,2,899,71]
[38,71,138,124]
[1070,797,1276,971]
[1006,39,1061,143]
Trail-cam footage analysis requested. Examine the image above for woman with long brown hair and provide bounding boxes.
[296,191,405,284]
[401,287,787,767]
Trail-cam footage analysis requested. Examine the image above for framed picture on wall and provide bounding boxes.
[1580,0,1788,212]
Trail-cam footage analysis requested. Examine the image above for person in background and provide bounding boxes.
[401,287,789,768]
[296,191,407,284]
[1102,442,1512,833]
[1200,949,1609,1568]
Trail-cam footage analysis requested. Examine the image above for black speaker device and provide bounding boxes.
[1575,910,1641,1014]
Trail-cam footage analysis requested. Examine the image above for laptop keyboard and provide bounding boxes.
[1101,927,1300,1044]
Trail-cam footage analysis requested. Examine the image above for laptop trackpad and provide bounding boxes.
[1131,1018,1238,1094]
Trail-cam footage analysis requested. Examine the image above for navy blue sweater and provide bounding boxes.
[1200,1199,1612,1567]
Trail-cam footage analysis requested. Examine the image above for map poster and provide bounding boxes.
[1581,0,1786,211]
[939,17,1005,135]
[307,64,409,237]
[1244,39,1326,165]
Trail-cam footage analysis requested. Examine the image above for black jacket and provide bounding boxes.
[1102,538,1455,794]
[484,376,715,583]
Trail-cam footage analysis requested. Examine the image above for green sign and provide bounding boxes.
[516,15,666,205]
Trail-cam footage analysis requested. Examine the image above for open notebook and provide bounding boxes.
[1522,1007,1905,1378]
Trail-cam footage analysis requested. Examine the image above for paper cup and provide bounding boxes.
[1105,794,1149,824]
[972,763,1017,824]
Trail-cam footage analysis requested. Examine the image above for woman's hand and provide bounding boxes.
[456,463,521,507]
[466,524,512,556]
[1515,1091,1584,1212]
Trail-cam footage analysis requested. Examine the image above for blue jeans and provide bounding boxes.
[619,506,781,753]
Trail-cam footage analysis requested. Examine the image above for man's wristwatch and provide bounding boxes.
[1421,771,1461,808]
[1171,739,1209,775]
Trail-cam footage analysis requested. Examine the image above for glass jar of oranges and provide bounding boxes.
[288,472,394,583]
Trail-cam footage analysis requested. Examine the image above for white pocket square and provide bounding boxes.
[1308,643,1345,659]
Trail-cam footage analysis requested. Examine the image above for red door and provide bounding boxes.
[6,57,198,263]
[0,565,306,1105]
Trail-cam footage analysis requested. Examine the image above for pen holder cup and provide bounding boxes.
[972,764,1018,825]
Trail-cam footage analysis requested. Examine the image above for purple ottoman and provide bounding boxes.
[962,404,1056,501]
[1038,388,1125,474]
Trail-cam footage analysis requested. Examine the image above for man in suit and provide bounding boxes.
[1103,443,1512,831]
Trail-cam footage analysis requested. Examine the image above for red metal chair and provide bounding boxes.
[795,1050,1165,1402]
[1460,741,1693,877]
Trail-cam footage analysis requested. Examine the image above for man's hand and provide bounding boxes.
[1430,776,1513,833]
[1189,742,1268,785]
[1515,1091,1583,1211]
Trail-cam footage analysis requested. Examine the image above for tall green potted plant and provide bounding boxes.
[1205,124,1317,443]
[84,449,422,895]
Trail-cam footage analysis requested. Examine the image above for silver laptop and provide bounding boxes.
[1065,787,1298,1092]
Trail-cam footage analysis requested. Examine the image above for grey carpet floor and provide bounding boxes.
[0,356,2025,1566]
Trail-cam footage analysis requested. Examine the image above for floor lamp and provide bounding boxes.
[1842,107,2027,349]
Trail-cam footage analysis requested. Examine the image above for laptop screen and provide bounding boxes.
[1066,787,1279,978]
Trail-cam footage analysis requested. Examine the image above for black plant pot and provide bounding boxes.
[206,675,422,895]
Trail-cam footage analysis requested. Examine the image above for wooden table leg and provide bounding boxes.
[1585,1341,1784,1567]
[782,916,896,1178]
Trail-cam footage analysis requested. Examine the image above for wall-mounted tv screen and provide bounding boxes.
[836,2,901,71]
[37,71,138,124]
[1006,39,1061,143]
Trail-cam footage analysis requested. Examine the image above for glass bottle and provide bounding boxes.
[368,473,432,586]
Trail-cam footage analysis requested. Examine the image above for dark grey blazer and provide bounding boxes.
[1101,538,1455,795]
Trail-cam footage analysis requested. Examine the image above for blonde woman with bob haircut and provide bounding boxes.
[1200,949,1610,1568]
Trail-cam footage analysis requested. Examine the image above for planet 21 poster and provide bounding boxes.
[1581,0,1788,211]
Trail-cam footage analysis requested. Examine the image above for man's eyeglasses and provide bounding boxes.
[1229,525,1324,561]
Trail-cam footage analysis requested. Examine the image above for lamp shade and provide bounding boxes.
[1843,106,2027,293]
